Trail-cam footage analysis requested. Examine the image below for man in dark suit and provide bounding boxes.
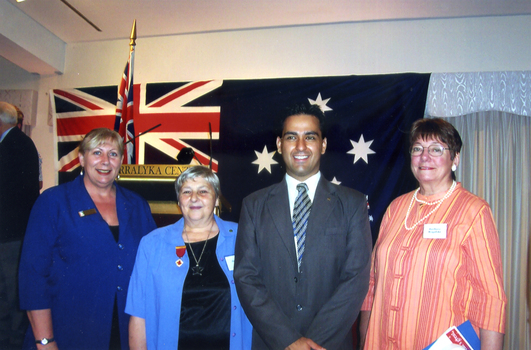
[235,104,372,350]
[0,102,40,349]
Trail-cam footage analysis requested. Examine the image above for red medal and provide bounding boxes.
[175,246,186,267]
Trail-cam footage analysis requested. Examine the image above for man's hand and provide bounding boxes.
[285,337,326,350]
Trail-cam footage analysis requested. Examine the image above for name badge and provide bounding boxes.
[78,208,97,217]
[423,223,447,239]
[225,255,235,271]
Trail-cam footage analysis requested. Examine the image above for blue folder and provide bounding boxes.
[423,320,480,350]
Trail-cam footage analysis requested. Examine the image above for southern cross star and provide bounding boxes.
[308,93,332,112]
[252,145,278,174]
[347,134,376,164]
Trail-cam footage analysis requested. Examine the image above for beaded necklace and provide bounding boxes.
[404,180,456,231]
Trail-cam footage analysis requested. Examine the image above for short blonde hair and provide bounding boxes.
[79,128,124,156]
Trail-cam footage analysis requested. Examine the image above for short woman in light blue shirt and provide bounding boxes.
[126,166,252,350]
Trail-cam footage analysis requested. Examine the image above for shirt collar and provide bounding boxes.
[286,172,321,216]
[0,126,15,143]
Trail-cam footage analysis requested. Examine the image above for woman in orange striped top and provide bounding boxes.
[359,118,506,350]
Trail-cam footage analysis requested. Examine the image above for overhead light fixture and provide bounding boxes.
[16,0,25,3]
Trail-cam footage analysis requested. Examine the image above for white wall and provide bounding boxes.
[2,15,531,190]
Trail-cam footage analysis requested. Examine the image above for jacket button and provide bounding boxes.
[117,286,123,291]
[294,277,298,283]
[118,244,124,250]
[296,305,303,311]
[117,265,123,271]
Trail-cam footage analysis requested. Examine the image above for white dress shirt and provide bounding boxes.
[285,171,321,257]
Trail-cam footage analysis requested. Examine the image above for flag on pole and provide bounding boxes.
[114,20,136,164]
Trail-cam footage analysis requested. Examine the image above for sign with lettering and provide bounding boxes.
[118,164,193,180]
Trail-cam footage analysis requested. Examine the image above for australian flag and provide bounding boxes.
[51,73,430,239]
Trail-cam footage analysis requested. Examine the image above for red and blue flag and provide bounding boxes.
[51,74,430,238]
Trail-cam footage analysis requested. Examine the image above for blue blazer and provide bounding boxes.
[19,175,157,350]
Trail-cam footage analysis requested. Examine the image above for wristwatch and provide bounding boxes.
[35,337,55,345]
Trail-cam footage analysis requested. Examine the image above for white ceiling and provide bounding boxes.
[3,0,531,75]
[8,0,531,43]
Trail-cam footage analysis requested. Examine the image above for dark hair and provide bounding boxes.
[279,103,326,137]
[409,118,462,160]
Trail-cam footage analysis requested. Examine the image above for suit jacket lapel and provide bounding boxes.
[75,176,131,243]
[307,177,337,236]
[72,176,116,245]
[266,178,298,262]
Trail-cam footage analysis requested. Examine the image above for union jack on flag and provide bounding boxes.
[115,46,135,164]
[52,80,222,178]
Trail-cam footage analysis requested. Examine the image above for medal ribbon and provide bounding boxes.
[176,246,186,258]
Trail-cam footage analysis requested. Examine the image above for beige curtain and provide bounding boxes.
[426,73,531,349]
[441,112,530,349]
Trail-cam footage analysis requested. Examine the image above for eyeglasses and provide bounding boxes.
[410,145,450,157]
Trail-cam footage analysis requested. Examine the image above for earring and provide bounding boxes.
[451,164,457,172]
[80,167,84,175]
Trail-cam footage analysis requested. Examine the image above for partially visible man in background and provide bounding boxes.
[14,106,43,190]
[0,102,40,349]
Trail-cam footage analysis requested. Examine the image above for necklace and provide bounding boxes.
[183,221,215,276]
[414,185,454,205]
[404,180,456,231]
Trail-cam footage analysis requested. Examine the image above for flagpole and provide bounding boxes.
[115,19,137,164]
[126,19,136,164]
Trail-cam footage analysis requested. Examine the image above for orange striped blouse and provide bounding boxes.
[362,183,506,350]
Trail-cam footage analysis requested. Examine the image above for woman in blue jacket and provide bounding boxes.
[126,166,252,350]
[19,128,157,350]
